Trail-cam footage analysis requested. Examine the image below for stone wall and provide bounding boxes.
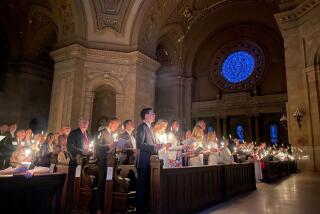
[0,62,52,132]
[275,0,320,171]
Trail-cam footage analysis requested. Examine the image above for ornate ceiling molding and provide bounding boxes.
[92,0,132,32]
[275,0,320,24]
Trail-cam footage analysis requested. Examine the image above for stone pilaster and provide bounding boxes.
[275,0,320,171]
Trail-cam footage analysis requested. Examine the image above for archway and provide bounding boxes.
[91,85,116,133]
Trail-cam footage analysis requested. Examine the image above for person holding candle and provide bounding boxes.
[219,139,234,164]
[92,117,121,213]
[1,123,17,168]
[253,148,263,182]
[57,134,71,165]
[24,129,33,145]
[118,119,136,165]
[153,120,171,167]
[39,133,54,158]
[67,117,93,160]
[188,125,204,166]
[206,129,219,165]
[136,108,163,214]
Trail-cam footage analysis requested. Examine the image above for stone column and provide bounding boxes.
[216,116,222,139]
[247,115,253,142]
[222,116,227,138]
[133,52,161,124]
[254,114,260,144]
[48,45,160,131]
[275,1,320,171]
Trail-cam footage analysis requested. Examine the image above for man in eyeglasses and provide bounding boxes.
[135,108,163,213]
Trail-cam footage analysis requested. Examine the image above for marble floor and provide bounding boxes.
[200,172,320,214]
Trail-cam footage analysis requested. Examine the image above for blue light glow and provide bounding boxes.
[236,125,244,143]
[270,124,278,144]
[221,51,255,83]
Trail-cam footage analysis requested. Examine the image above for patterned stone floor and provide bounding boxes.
[200,172,320,214]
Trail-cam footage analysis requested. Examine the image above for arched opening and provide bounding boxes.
[91,85,116,133]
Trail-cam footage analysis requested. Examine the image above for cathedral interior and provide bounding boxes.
[0,1,320,213]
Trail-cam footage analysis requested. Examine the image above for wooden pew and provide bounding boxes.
[263,161,281,182]
[56,157,96,214]
[0,172,66,214]
[223,163,256,198]
[59,155,136,214]
[150,156,256,214]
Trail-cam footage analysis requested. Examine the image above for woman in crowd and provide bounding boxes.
[38,133,54,158]
[188,125,204,166]
[253,148,263,182]
[219,139,234,164]
[153,120,170,167]
[57,134,71,165]
[206,130,219,165]
[10,130,33,167]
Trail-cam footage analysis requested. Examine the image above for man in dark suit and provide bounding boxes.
[118,119,136,165]
[0,123,17,168]
[136,108,163,214]
[92,117,120,213]
[67,117,92,160]
[66,117,92,213]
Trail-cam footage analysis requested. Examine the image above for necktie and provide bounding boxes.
[84,132,89,148]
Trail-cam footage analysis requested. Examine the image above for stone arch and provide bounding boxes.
[84,74,125,124]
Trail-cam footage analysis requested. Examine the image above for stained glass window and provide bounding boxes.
[221,51,255,83]
[270,124,278,144]
[236,125,244,143]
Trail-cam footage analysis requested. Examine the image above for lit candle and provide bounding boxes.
[41,130,44,135]
[25,149,31,157]
[89,141,94,151]
[113,133,118,141]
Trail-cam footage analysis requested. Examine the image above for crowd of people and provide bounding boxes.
[0,123,71,169]
[0,107,303,213]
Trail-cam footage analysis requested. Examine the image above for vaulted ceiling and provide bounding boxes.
[0,0,309,68]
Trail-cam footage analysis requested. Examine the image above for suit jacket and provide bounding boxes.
[67,128,89,160]
[95,128,114,164]
[0,131,16,157]
[136,122,156,169]
[118,131,136,164]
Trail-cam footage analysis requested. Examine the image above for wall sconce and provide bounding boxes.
[280,114,287,130]
[293,107,304,128]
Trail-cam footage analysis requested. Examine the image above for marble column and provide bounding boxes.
[48,44,160,132]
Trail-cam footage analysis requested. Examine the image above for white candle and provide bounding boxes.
[113,133,118,141]
[25,149,31,157]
